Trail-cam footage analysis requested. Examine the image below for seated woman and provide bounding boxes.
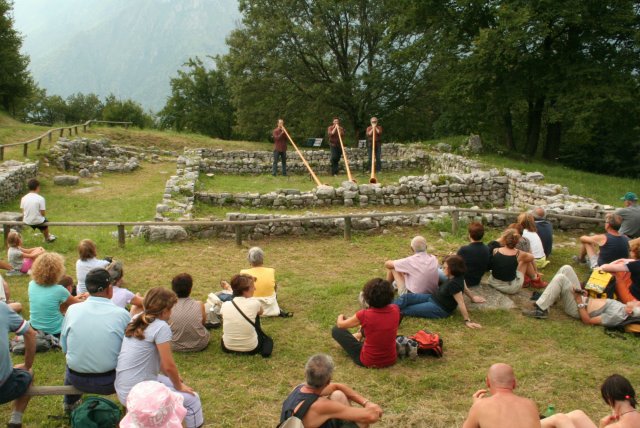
[331,278,399,368]
[540,374,640,428]
[28,252,87,336]
[488,228,545,294]
[6,230,45,275]
[75,239,110,294]
[115,287,203,428]
[523,265,640,325]
[240,247,291,317]
[106,261,143,312]
[517,212,549,269]
[599,238,640,303]
[394,255,484,328]
[169,273,210,352]
[220,274,266,355]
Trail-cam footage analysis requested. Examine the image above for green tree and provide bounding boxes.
[22,87,67,124]
[102,95,154,128]
[0,0,33,115]
[160,57,234,139]
[66,92,104,123]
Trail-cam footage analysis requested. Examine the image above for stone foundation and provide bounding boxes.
[0,161,38,206]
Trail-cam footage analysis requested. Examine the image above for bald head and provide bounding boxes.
[487,363,516,390]
[533,207,545,219]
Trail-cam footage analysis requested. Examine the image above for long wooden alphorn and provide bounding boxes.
[335,126,355,183]
[281,126,322,187]
[369,126,378,184]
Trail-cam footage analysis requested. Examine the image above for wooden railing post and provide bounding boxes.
[48,131,52,143]
[344,216,352,241]
[3,225,10,249]
[59,129,64,137]
[117,225,126,248]
[235,225,242,246]
[74,126,78,135]
[451,209,459,235]
[0,147,4,161]
[83,124,87,132]
[37,138,42,150]
[23,143,28,157]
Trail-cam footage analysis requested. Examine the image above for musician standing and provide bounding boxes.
[366,117,383,173]
[272,119,287,176]
[327,117,346,176]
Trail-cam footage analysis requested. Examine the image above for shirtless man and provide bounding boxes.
[463,363,540,428]
[280,354,382,428]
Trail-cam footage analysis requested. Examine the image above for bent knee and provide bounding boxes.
[329,390,348,405]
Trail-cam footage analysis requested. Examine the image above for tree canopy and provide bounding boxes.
[0,0,33,114]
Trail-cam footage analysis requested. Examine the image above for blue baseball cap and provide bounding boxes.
[621,192,638,202]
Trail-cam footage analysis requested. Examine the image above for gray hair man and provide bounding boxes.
[532,207,553,258]
[617,192,640,238]
[385,236,439,295]
[279,354,382,427]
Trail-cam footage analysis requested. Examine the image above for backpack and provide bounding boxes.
[409,330,444,357]
[277,395,318,428]
[584,270,616,299]
[70,397,122,428]
[10,330,59,354]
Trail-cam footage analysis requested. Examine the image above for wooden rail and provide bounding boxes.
[0,119,133,161]
[0,209,604,248]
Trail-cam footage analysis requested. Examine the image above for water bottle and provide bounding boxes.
[543,405,555,418]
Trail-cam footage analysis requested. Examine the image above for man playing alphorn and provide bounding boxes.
[366,117,383,173]
[272,119,287,176]
[327,117,346,176]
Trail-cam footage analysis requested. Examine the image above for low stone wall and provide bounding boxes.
[0,161,38,206]
[199,143,429,175]
[155,149,201,220]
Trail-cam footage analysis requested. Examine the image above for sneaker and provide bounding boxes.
[396,336,408,358]
[531,275,548,289]
[63,399,82,414]
[45,234,57,243]
[407,339,419,359]
[5,270,22,277]
[572,255,587,265]
[530,291,543,301]
[522,305,549,319]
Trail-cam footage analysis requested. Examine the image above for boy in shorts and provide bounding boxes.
[20,179,56,243]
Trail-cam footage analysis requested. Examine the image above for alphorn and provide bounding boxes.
[369,126,378,184]
[336,126,355,183]
[281,126,322,187]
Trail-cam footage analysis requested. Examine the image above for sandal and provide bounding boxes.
[278,310,293,318]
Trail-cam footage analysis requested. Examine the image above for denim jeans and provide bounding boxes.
[273,150,287,176]
[64,366,116,405]
[366,144,381,172]
[393,293,450,319]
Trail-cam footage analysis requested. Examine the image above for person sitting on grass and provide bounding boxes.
[280,354,382,427]
[523,265,640,326]
[575,213,629,270]
[1,301,36,428]
[240,246,292,317]
[384,236,440,295]
[533,207,554,258]
[28,252,87,337]
[169,273,209,353]
[115,287,203,428]
[106,261,143,312]
[517,212,549,269]
[1,276,23,313]
[394,255,484,328]
[220,274,267,355]
[75,239,111,294]
[60,268,130,413]
[488,228,545,293]
[59,275,76,297]
[332,278,399,368]
[462,363,540,428]
[457,222,491,287]
[540,374,640,428]
[120,380,187,428]
[6,231,45,276]
[598,238,640,303]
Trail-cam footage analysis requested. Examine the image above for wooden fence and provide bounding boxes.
[0,119,133,161]
[0,209,603,249]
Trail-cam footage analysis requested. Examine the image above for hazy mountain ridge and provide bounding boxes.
[13,0,240,111]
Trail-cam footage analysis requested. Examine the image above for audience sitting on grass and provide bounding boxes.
[1,277,22,313]
[58,275,75,297]
[523,265,640,326]
[106,260,143,312]
[280,354,382,427]
[518,212,550,269]
[394,255,484,328]
[120,380,187,428]
[575,214,629,270]
[490,222,531,254]
[220,274,267,355]
[240,246,292,317]
[385,236,440,295]
[75,239,111,294]
[332,278,399,368]
[462,363,540,428]
[28,252,87,337]
[60,268,130,413]
[488,228,545,294]
[115,287,204,428]
[598,238,640,303]
[457,222,491,288]
[1,301,36,428]
[616,192,640,239]
[540,374,640,428]
[169,273,210,353]
[533,207,554,258]
[6,231,45,276]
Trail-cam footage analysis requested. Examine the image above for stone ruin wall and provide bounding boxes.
[0,161,38,206]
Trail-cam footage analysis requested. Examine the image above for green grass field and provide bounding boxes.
[0,120,638,427]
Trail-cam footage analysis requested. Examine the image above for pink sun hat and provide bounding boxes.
[120,381,187,428]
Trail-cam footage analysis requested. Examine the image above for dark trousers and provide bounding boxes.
[273,150,287,176]
[64,366,116,405]
[367,144,381,173]
[330,145,343,176]
[331,326,364,366]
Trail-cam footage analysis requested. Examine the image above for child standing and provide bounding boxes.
[6,231,45,275]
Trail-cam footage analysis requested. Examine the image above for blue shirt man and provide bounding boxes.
[60,268,130,410]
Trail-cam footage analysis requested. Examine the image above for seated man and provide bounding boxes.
[523,265,640,326]
[0,277,22,313]
[616,192,640,239]
[576,213,629,269]
[1,301,36,428]
[457,222,490,287]
[385,236,439,295]
[533,207,553,258]
[60,268,130,412]
[463,363,540,428]
[280,354,382,427]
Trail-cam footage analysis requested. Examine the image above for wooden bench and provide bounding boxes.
[26,385,83,396]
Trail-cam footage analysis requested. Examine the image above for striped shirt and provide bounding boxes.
[169,298,209,352]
